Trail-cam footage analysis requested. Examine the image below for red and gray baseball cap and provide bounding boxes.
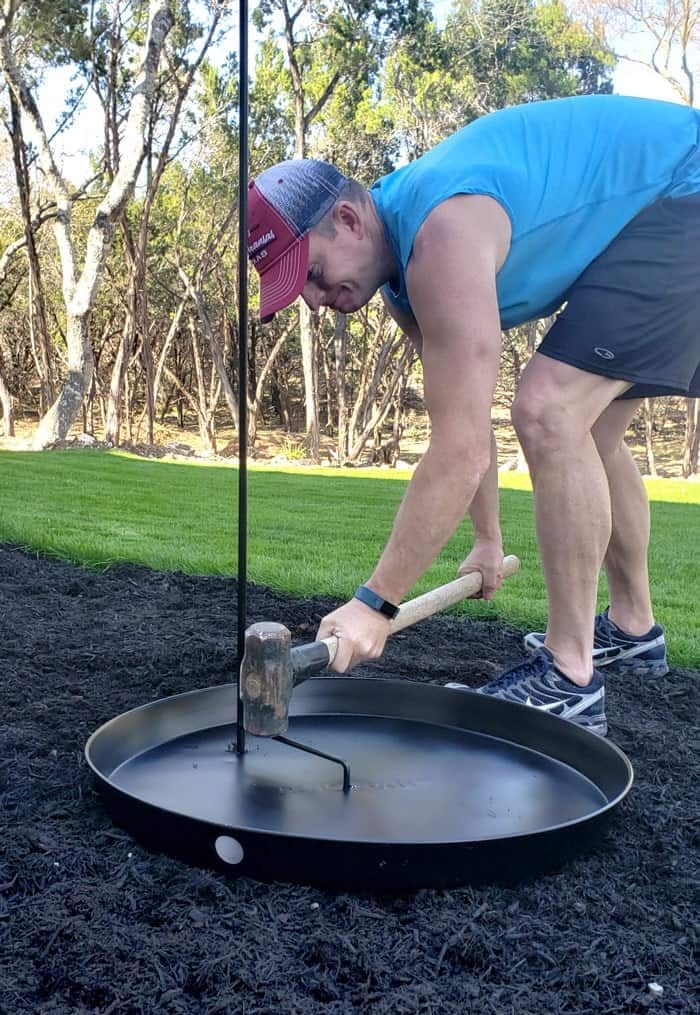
[247,159,349,322]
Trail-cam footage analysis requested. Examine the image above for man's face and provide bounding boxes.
[301,202,379,315]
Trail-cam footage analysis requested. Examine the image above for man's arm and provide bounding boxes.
[382,277,504,599]
[368,195,509,601]
[459,427,505,600]
[318,195,511,671]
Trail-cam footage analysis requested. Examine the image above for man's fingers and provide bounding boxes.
[457,562,488,598]
[317,600,391,673]
[316,626,375,673]
[457,563,480,577]
[481,571,504,601]
[329,634,354,673]
[456,562,483,596]
[317,620,351,673]
[457,564,506,601]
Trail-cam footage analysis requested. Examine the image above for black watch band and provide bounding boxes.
[354,585,400,620]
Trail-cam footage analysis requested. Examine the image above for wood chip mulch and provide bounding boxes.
[1,546,697,1014]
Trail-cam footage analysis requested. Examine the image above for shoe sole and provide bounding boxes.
[604,657,669,678]
[444,683,608,737]
[576,720,608,737]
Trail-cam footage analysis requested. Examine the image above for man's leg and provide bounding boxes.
[591,398,655,635]
[511,354,630,686]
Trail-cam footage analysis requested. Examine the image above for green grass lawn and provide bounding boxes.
[1,448,698,667]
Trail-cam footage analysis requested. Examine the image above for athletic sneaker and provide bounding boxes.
[523,608,669,677]
[446,648,607,735]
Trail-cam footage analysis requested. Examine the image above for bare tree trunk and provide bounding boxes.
[36,315,95,443]
[153,295,187,406]
[124,365,133,442]
[0,0,174,448]
[164,363,214,450]
[248,326,291,446]
[320,333,333,431]
[299,302,320,459]
[178,265,239,429]
[0,365,14,435]
[27,273,45,413]
[137,261,155,444]
[103,309,132,445]
[84,367,99,435]
[390,371,409,463]
[334,311,348,461]
[347,309,397,449]
[643,398,657,477]
[281,0,340,464]
[271,367,292,430]
[682,397,699,477]
[8,90,54,411]
[127,12,220,445]
[347,342,414,462]
[187,314,216,451]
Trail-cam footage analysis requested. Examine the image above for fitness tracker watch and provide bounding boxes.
[354,584,400,620]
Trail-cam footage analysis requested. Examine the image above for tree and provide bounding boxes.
[445,0,614,115]
[101,2,226,446]
[0,0,173,448]
[381,15,471,159]
[251,0,430,460]
[584,0,699,104]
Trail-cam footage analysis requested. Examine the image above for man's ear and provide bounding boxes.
[333,200,362,236]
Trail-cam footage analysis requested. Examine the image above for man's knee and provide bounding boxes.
[514,353,632,455]
[511,391,579,455]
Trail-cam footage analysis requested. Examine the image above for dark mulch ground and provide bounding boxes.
[1,545,698,1015]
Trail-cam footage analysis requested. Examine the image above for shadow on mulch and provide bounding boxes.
[1,545,697,1015]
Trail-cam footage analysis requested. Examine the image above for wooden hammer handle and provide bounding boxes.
[390,553,520,633]
[291,554,520,678]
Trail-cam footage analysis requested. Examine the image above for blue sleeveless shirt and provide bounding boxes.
[370,95,700,328]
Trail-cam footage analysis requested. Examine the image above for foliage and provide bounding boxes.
[14,0,93,64]
[584,0,699,105]
[445,0,614,114]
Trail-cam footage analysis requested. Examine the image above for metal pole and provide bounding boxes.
[236,0,249,753]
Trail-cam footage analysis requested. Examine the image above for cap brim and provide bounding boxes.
[259,233,309,321]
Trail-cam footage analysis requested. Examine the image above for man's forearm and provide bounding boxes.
[469,429,501,542]
[366,442,488,603]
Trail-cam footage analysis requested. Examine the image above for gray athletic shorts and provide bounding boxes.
[538,191,700,400]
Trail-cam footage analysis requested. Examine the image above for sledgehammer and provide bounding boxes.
[240,555,520,736]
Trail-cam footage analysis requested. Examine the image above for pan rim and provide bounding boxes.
[85,677,634,849]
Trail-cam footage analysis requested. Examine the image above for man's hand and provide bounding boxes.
[317,599,392,673]
[457,539,505,601]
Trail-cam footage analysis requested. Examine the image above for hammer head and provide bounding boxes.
[240,622,293,736]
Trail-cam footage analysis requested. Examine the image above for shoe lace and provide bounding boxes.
[486,650,551,693]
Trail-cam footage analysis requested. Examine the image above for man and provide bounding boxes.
[247,94,700,736]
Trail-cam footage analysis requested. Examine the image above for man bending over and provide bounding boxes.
[247,95,700,735]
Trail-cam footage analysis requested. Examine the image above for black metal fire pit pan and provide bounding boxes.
[85,677,633,891]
